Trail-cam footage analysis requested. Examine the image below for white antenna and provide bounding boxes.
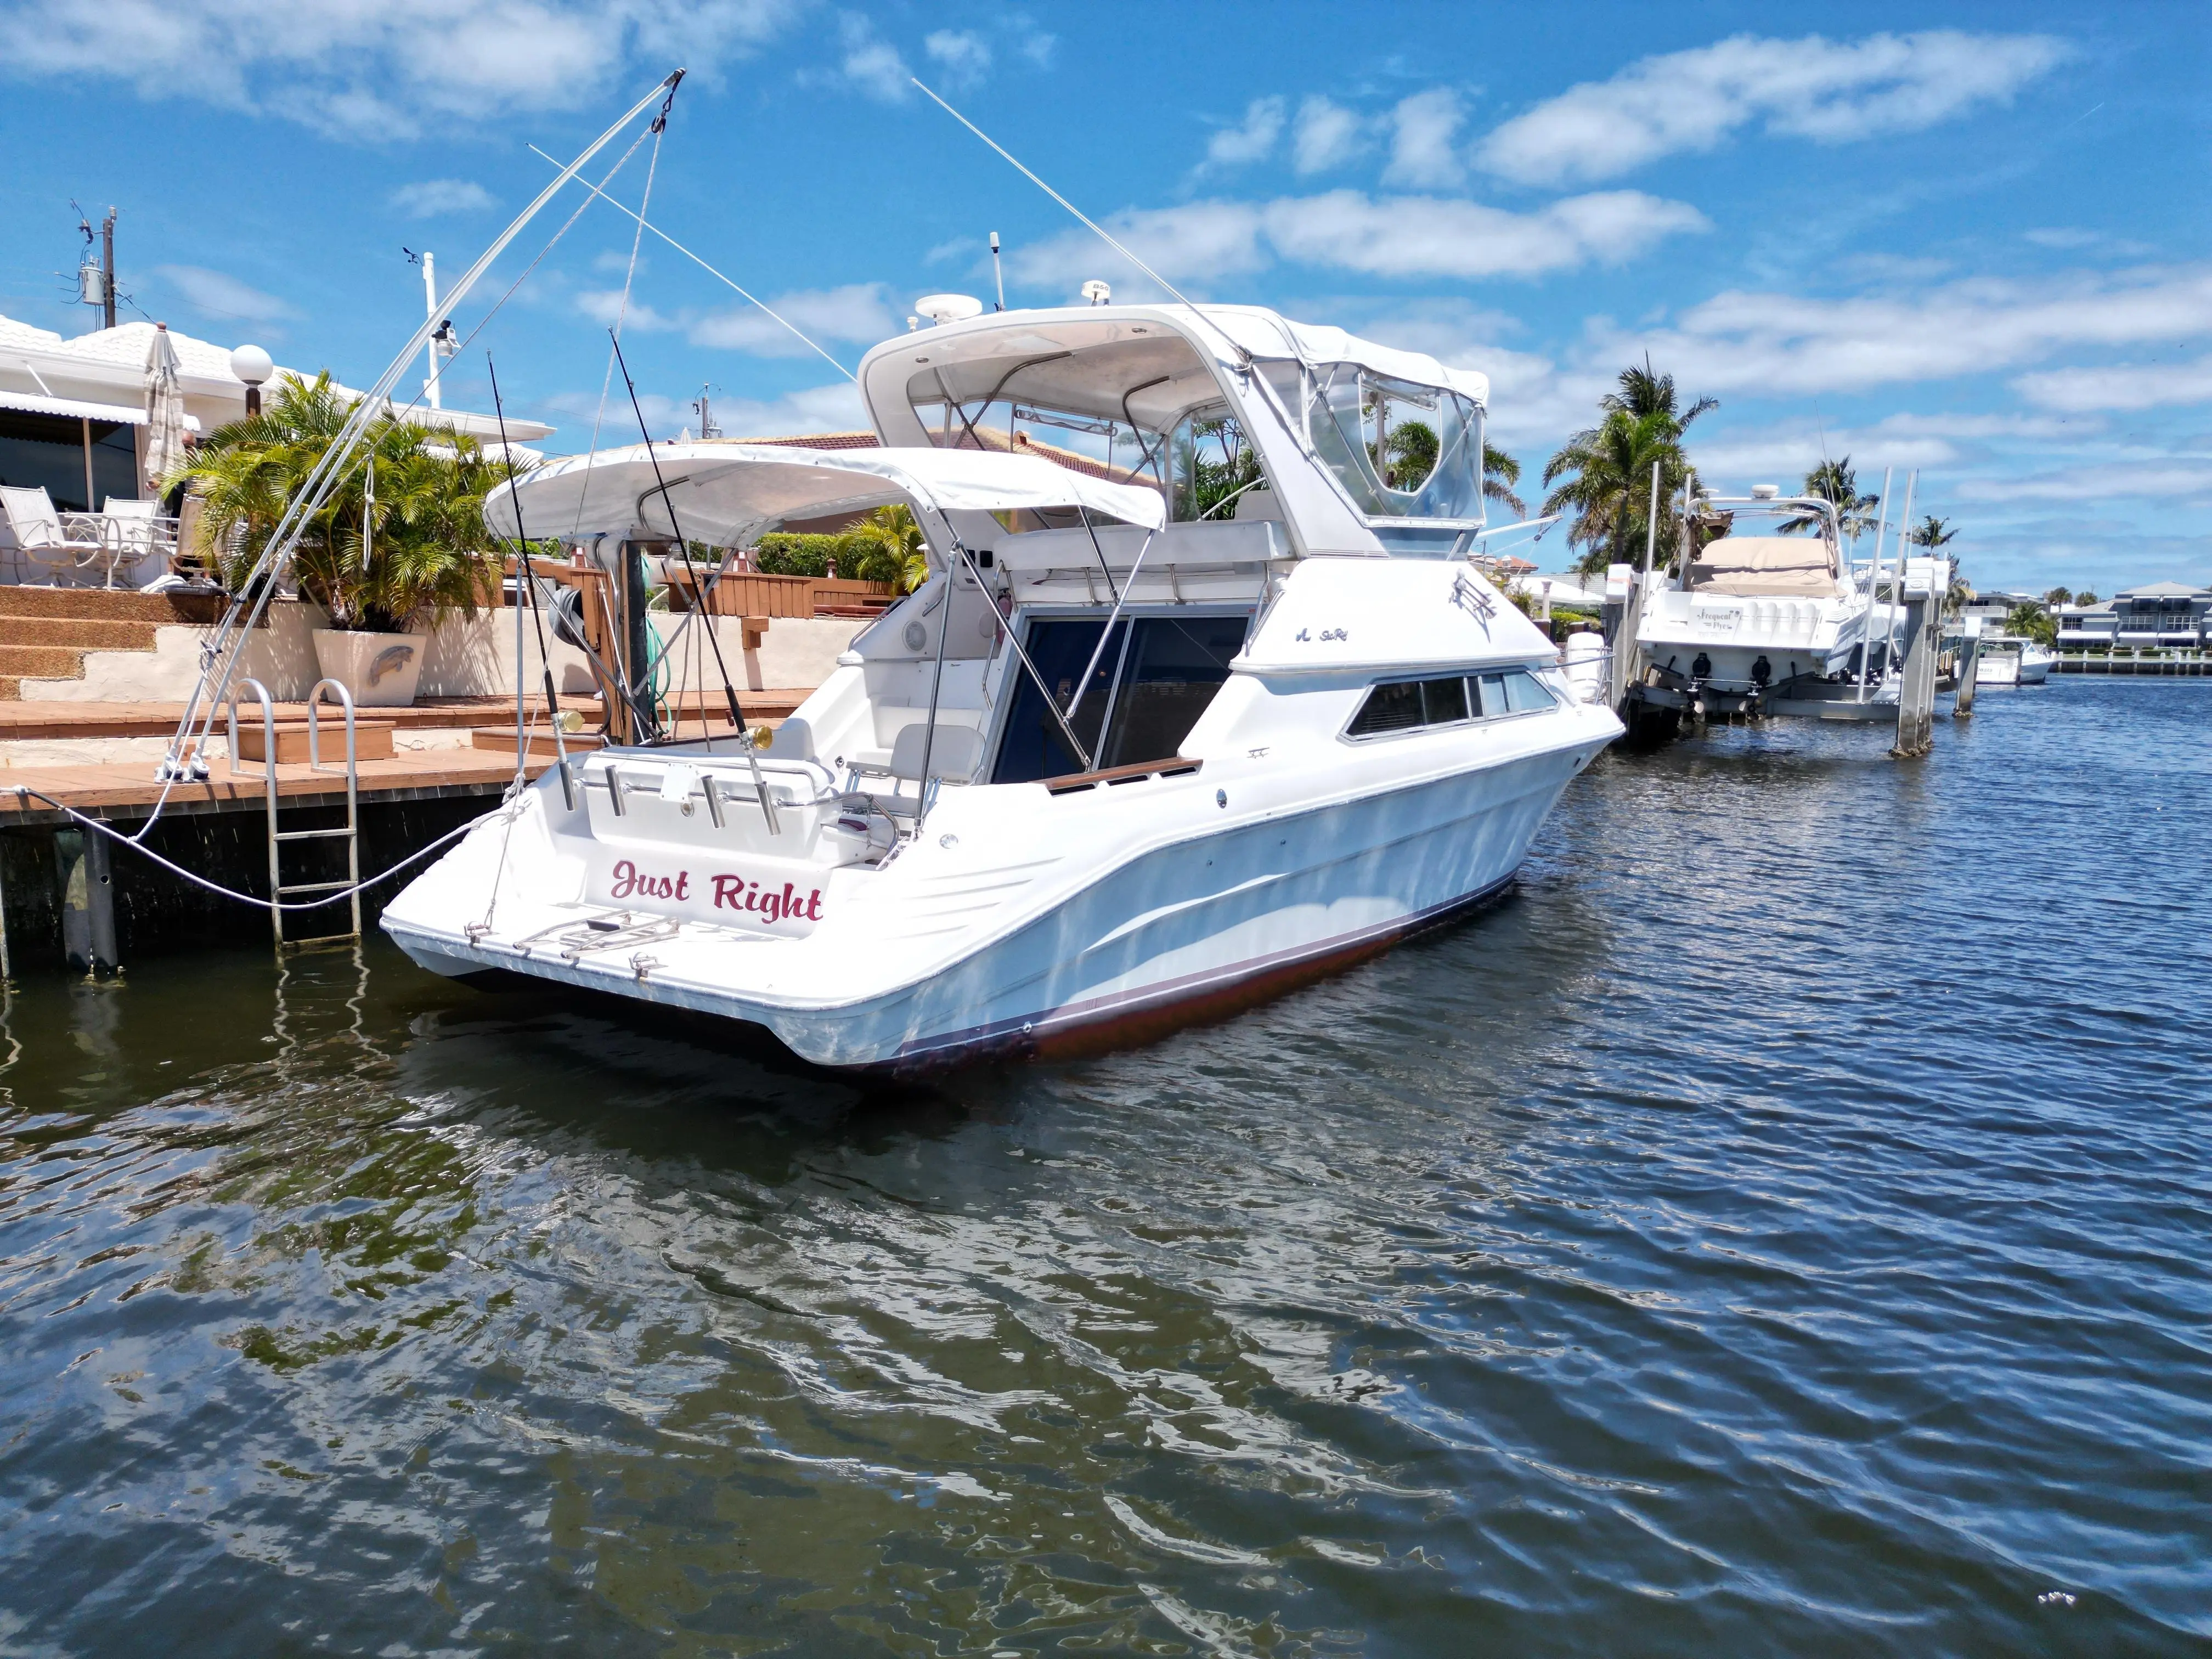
[990,230,1005,312]
[911,77,1208,318]
[421,251,442,409]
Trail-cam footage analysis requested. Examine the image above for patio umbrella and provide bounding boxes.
[142,324,186,496]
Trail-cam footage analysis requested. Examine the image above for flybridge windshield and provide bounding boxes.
[905,385,1268,524]
[1302,363,1484,523]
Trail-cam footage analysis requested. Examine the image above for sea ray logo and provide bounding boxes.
[1449,570,1496,630]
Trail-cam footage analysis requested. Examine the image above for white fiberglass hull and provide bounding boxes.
[382,728,1607,1070]
[1976,643,2052,685]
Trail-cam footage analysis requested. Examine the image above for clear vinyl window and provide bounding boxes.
[1307,364,1483,523]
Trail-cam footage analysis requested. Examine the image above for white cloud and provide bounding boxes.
[923,28,990,88]
[2013,357,2212,413]
[0,0,797,138]
[543,385,687,435]
[703,380,869,437]
[1008,204,1269,294]
[1384,88,1465,188]
[1265,189,1708,280]
[390,178,494,217]
[154,264,299,323]
[1009,188,1705,294]
[830,12,909,101]
[1012,19,1054,66]
[689,283,899,356]
[1608,266,2212,398]
[1293,95,1369,174]
[1479,30,2067,185]
[1198,96,1285,173]
[1955,462,2212,505]
[572,290,675,331]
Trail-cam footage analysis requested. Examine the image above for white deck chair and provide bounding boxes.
[0,486,108,584]
[856,721,984,819]
[99,498,175,588]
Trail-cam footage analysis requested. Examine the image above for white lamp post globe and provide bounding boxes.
[229,343,273,386]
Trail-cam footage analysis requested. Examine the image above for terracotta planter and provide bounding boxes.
[311,629,426,708]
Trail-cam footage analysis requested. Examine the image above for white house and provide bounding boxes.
[2055,582,2211,649]
[0,313,552,515]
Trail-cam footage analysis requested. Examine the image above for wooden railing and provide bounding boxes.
[664,567,898,618]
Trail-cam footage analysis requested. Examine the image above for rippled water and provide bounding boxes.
[2,679,2206,1656]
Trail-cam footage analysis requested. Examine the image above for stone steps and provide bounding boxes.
[0,584,230,698]
[0,618,162,650]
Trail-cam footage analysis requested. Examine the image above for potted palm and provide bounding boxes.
[173,373,521,706]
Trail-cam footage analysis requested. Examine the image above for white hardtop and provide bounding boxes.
[860,302,1487,421]
[864,303,1493,558]
[487,440,1166,548]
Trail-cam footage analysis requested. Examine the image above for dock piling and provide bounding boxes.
[57,826,119,979]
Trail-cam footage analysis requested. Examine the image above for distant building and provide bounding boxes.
[1960,589,2042,628]
[2055,582,2212,648]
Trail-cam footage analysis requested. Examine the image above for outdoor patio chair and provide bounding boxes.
[0,486,108,585]
[100,498,178,589]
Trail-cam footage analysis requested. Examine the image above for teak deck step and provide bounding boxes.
[234,719,398,764]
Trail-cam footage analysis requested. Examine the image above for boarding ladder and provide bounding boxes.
[229,678,362,951]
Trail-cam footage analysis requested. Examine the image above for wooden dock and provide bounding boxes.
[0,690,816,826]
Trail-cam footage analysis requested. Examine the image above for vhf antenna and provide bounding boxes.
[990,231,1005,312]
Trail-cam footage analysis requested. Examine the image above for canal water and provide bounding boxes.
[1,680,2204,1655]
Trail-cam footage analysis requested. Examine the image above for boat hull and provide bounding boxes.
[383,743,1592,1071]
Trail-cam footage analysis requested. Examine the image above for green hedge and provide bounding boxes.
[754,532,900,585]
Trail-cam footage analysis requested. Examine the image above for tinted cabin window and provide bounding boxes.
[1351,669,1555,739]
[1098,614,1249,770]
[1421,676,1469,724]
[991,617,1124,783]
[994,613,1248,784]
[1346,680,1425,736]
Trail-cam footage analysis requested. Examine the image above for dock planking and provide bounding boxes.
[0,747,559,825]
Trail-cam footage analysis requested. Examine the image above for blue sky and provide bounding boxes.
[1,0,2205,592]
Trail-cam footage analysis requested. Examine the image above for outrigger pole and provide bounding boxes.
[157,70,689,789]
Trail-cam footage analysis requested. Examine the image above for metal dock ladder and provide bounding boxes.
[230,678,362,951]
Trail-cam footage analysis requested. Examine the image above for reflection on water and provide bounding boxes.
[1,680,2208,1655]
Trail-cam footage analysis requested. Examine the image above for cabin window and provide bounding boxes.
[1307,364,1483,524]
[993,612,1250,783]
[1347,668,1555,740]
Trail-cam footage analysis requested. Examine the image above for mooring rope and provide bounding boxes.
[11,786,506,913]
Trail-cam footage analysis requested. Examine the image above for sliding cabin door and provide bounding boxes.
[991,611,1249,785]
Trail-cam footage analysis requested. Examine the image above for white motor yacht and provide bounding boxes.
[1628,492,1948,724]
[1975,637,2054,685]
[380,304,1621,1068]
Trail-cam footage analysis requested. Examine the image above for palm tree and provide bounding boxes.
[1782,457,1880,540]
[1542,408,1694,579]
[171,372,520,632]
[1542,360,1715,578]
[1483,441,1526,517]
[1909,514,1957,550]
[1602,357,1718,431]
[2044,586,2072,606]
[844,504,930,593]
